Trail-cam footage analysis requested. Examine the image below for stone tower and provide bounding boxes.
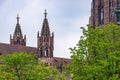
[90,0,120,28]
[10,14,26,46]
[37,10,54,58]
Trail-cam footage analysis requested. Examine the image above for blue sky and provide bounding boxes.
[0,0,92,58]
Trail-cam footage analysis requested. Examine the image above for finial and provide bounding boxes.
[37,31,39,37]
[24,35,26,40]
[17,13,19,17]
[10,34,12,39]
[16,13,20,23]
[44,9,47,18]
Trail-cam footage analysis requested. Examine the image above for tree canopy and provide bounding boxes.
[0,52,60,80]
[70,23,120,80]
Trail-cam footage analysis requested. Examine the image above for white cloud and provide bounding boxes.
[54,33,80,58]
[54,15,89,58]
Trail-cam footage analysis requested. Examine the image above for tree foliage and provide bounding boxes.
[70,23,120,80]
[0,52,60,80]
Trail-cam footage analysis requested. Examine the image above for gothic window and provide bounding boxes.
[109,1,111,7]
[100,8,104,23]
[91,1,93,9]
[117,0,120,9]
[40,48,42,57]
[45,47,48,57]
[116,0,120,23]
[116,12,120,22]
[98,6,104,24]
[109,1,112,21]
[44,37,46,42]
[17,39,20,44]
[44,37,49,42]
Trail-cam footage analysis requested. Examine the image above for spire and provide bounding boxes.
[10,14,26,46]
[14,14,22,37]
[41,9,50,36]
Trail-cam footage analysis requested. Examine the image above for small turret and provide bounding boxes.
[37,10,54,58]
[10,14,26,46]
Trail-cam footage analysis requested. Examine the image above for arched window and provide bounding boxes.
[116,12,120,22]
[117,0,120,9]
[16,39,20,44]
[98,6,104,24]
[117,0,120,23]
[45,47,48,57]
[40,48,42,57]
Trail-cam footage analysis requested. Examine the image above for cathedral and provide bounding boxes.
[90,0,120,27]
[0,10,71,72]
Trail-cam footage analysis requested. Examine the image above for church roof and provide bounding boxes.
[0,43,37,54]
[0,43,71,64]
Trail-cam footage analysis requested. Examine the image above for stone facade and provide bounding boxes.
[90,0,120,28]
[39,57,71,72]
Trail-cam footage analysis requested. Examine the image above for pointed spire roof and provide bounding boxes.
[41,9,50,36]
[14,14,23,38]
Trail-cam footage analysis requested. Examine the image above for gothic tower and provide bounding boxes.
[10,14,26,46]
[37,10,54,58]
[90,0,120,28]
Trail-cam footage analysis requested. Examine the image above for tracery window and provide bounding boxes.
[116,0,120,23]
[116,12,120,22]
[117,0,120,9]
[16,38,20,44]
[45,47,48,57]
[98,6,104,24]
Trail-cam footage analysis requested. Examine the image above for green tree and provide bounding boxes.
[70,23,120,80]
[0,52,59,80]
